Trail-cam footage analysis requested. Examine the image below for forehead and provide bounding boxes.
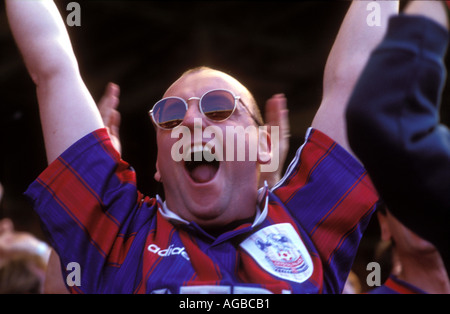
[163,69,249,99]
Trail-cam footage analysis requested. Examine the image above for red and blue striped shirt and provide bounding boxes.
[368,275,426,294]
[25,127,378,294]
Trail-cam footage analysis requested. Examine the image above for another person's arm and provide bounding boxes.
[346,1,450,272]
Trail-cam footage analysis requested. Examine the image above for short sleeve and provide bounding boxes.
[272,128,379,292]
[25,129,157,293]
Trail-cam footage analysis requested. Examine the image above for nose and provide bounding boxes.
[182,97,204,130]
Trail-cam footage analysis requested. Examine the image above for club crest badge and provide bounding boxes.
[240,223,313,283]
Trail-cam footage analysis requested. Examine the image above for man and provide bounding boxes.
[43,82,291,294]
[346,0,450,276]
[7,1,398,293]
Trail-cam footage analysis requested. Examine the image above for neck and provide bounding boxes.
[395,249,450,294]
[203,215,255,238]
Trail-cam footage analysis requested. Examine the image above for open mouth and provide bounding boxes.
[184,145,220,184]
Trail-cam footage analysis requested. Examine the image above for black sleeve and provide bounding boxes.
[345,15,450,273]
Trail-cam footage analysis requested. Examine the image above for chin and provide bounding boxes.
[185,197,229,224]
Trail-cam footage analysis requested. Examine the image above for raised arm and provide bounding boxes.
[312,0,399,153]
[346,1,450,274]
[6,0,104,164]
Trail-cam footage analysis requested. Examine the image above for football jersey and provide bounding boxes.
[368,275,426,294]
[25,127,378,294]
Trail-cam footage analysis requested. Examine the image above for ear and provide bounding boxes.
[154,160,162,183]
[257,127,272,165]
[377,211,391,242]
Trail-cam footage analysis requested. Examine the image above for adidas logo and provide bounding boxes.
[147,244,190,261]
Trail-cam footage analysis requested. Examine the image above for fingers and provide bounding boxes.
[109,108,121,138]
[258,94,291,188]
[265,94,287,125]
[98,82,121,125]
[98,82,121,134]
[265,93,290,140]
[98,82,122,153]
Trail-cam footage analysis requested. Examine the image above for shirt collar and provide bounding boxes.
[157,181,269,229]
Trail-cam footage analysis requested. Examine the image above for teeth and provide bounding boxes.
[183,143,217,162]
[192,145,208,154]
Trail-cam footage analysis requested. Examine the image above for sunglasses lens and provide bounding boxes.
[152,98,187,129]
[201,90,235,121]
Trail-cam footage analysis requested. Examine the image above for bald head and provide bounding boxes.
[164,67,263,126]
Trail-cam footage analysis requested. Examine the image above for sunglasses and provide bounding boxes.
[149,89,262,130]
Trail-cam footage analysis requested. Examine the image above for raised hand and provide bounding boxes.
[98,82,122,154]
[259,94,290,188]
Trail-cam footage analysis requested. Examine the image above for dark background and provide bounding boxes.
[0,1,448,292]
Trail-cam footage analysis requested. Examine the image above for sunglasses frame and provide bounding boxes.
[149,89,262,130]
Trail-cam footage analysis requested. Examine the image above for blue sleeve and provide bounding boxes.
[345,15,450,273]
